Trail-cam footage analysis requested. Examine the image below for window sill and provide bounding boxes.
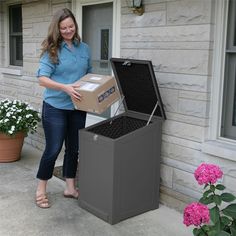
[0,67,22,76]
[201,140,236,162]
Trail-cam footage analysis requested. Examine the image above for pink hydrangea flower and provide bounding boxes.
[194,163,223,185]
[183,202,210,227]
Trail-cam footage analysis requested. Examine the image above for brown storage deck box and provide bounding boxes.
[78,58,166,224]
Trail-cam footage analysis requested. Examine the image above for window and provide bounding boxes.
[221,0,236,139]
[100,28,110,69]
[201,0,236,160]
[100,29,109,61]
[9,5,23,66]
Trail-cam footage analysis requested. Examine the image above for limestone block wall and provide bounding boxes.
[0,0,72,150]
[121,0,236,211]
[0,1,5,67]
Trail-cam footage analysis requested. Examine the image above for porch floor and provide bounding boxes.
[0,143,192,236]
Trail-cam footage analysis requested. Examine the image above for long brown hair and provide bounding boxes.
[40,8,81,63]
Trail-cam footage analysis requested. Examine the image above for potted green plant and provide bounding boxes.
[0,98,41,162]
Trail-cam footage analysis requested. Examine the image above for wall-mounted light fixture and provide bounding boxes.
[127,0,144,16]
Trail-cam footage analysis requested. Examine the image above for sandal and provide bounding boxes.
[63,190,79,199]
[35,194,51,209]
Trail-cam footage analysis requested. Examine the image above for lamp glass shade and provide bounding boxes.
[133,0,142,7]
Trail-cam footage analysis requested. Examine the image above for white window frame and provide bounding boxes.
[1,2,23,76]
[202,0,236,161]
[9,4,23,66]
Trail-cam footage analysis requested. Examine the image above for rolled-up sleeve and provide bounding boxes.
[36,53,55,78]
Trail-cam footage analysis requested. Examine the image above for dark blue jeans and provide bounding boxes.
[36,102,86,180]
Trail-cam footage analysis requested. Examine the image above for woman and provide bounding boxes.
[35,8,92,208]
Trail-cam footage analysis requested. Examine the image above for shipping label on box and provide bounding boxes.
[72,73,120,114]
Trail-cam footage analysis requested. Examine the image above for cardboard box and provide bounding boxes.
[72,73,120,114]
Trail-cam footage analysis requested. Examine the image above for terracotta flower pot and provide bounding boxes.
[0,132,26,163]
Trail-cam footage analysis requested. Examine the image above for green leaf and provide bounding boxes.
[202,225,210,232]
[230,226,236,236]
[220,216,232,227]
[199,232,207,236]
[199,196,206,204]
[221,193,236,202]
[215,220,222,232]
[210,206,220,224]
[216,184,226,191]
[222,204,236,219]
[210,185,216,192]
[215,231,231,236]
[209,220,222,233]
[214,195,222,205]
[200,195,214,205]
[193,227,209,236]
[193,228,200,236]
[232,219,236,227]
[208,230,218,236]
[203,189,213,198]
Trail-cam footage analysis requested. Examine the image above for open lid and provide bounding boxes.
[110,58,166,119]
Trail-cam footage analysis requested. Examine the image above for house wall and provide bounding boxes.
[121,0,236,211]
[0,0,235,212]
[0,1,5,67]
[0,0,72,150]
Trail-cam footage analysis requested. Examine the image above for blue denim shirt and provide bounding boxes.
[37,41,92,110]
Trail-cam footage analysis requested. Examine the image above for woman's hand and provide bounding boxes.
[38,76,82,100]
[63,84,82,100]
